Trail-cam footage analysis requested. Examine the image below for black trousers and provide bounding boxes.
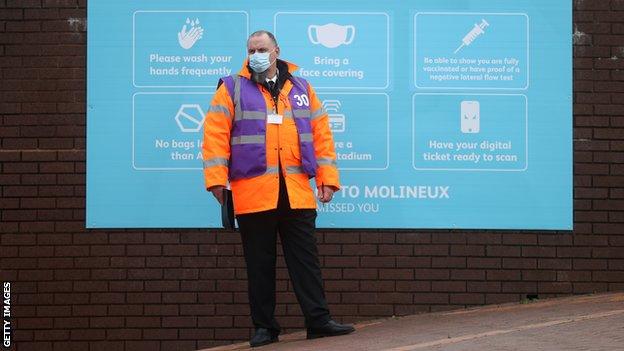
[236,173,331,332]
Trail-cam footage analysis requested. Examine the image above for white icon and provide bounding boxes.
[308,23,355,49]
[323,100,345,133]
[175,104,205,132]
[454,19,489,54]
[460,101,480,134]
[178,18,204,50]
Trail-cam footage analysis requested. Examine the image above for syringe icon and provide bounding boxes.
[454,19,489,54]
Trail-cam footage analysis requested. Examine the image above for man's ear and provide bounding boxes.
[275,46,280,57]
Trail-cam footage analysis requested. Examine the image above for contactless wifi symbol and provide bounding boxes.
[322,100,345,133]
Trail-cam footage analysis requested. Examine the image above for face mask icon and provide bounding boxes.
[308,23,355,49]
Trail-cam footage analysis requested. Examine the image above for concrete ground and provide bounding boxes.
[200,292,624,351]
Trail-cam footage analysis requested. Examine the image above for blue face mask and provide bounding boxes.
[249,50,274,73]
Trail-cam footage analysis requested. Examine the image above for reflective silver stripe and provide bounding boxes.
[285,165,305,174]
[240,110,266,120]
[293,109,311,119]
[300,133,313,143]
[231,135,265,145]
[233,75,242,122]
[265,166,279,175]
[316,157,337,167]
[311,108,325,120]
[208,105,231,117]
[203,158,229,168]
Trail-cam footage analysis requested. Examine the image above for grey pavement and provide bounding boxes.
[200,292,624,351]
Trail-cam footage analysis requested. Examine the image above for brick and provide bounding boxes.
[324,280,359,292]
[316,243,341,255]
[487,245,521,257]
[142,329,177,340]
[163,268,198,280]
[379,268,413,280]
[89,341,124,351]
[432,281,466,292]
[558,271,591,282]
[487,270,521,281]
[341,244,376,255]
[217,256,245,268]
[432,233,466,244]
[342,268,377,280]
[324,232,359,243]
[574,0,610,10]
[522,246,557,258]
[449,269,485,281]
[17,317,54,329]
[573,282,609,294]
[379,244,412,256]
[522,270,557,281]
[413,244,448,256]
[359,280,394,292]
[162,316,197,328]
[162,244,198,256]
[323,256,359,267]
[396,233,431,244]
[412,292,448,304]
[359,256,395,268]
[450,293,485,305]
[467,257,501,269]
[37,305,71,317]
[124,341,160,351]
[432,257,466,268]
[450,244,485,256]
[468,281,501,293]
[485,293,519,304]
[538,282,573,294]
[53,293,88,305]
[414,268,449,280]
[0,9,23,20]
[396,256,430,268]
[503,258,537,269]
[108,304,143,316]
[502,282,537,293]
[2,257,37,269]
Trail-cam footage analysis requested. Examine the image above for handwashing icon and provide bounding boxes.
[308,23,355,49]
[178,17,204,50]
[454,19,489,54]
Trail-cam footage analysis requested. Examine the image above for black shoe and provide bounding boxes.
[306,320,355,339]
[250,328,279,347]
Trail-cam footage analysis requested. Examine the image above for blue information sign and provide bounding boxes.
[87,0,572,229]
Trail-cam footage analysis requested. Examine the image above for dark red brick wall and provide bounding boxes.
[1,0,623,350]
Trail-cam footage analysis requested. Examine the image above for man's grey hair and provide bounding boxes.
[248,30,278,47]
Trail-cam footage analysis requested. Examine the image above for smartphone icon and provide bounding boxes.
[461,101,480,133]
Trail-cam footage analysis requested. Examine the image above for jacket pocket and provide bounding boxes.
[290,145,302,161]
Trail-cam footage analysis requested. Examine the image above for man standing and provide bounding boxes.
[202,30,355,347]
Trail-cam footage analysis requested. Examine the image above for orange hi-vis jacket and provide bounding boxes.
[202,59,340,215]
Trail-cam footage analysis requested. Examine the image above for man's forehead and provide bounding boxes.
[247,34,273,48]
